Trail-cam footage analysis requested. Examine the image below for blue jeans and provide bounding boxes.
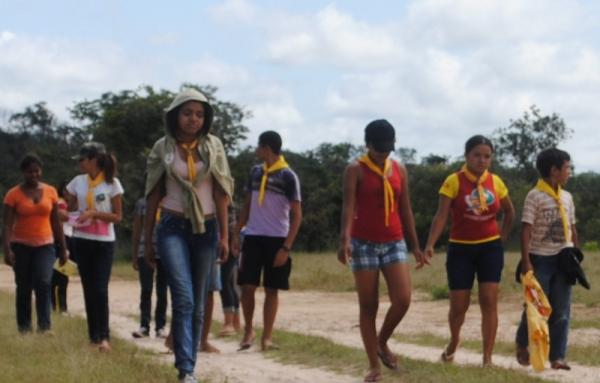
[516,254,572,361]
[219,254,239,312]
[157,213,218,377]
[73,238,114,343]
[11,243,55,332]
[137,258,168,332]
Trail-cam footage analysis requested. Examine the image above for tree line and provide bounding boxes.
[1,85,598,254]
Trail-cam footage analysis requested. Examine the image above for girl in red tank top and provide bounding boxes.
[338,120,426,383]
[424,135,515,367]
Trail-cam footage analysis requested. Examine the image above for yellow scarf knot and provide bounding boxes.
[259,155,290,206]
[180,140,199,183]
[359,155,395,227]
[535,179,570,242]
[86,172,106,210]
[461,164,489,212]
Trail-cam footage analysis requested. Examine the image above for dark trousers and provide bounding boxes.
[219,254,240,312]
[51,270,69,312]
[72,237,114,343]
[137,257,168,331]
[11,243,55,332]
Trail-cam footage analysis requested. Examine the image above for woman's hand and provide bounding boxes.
[77,210,96,222]
[4,248,15,267]
[58,246,68,266]
[217,238,229,264]
[230,234,240,258]
[337,239,351,265]
[413,248,430,269]
[144,244,156,270]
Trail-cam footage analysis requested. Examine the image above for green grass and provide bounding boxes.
[0,290,179,383]
[209,321,548,383]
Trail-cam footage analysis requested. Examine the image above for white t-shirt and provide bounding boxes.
[66,174,124,242]
[521,188,576,256]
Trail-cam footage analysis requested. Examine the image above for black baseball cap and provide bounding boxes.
[72,142,106,160]
[365,119,395,152]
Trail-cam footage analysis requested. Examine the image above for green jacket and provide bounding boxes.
[145,89,234,233]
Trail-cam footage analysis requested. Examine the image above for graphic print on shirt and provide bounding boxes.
[464,187,495,216]
[540,207,566,243]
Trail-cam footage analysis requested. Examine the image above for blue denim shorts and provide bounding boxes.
[350,238,408,272]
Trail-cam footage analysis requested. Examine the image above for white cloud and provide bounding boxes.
[178,55,251,88]
[267,5,402,69]
[0,32,144,118]
[209,0,256,25]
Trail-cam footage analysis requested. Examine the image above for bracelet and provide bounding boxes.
[281,245,291,252]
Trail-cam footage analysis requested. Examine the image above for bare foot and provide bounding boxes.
[199,342,221,353]
[261,339,280,351]
[98,340,112,353]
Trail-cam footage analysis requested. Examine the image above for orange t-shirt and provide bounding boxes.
[3,183,58,246]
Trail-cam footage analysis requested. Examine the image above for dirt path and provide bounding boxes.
[1,265,599,383]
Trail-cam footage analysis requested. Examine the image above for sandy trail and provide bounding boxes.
[1,265,599,383]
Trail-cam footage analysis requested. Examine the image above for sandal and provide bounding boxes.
[551,360,571,370]
[516,346,530,366]
[377,349,399,370]
[441,346,455,363]
[237,333,255,351]
[363,370,382,382]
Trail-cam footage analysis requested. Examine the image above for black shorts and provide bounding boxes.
[238,235,292,290]
[446,239,504,290]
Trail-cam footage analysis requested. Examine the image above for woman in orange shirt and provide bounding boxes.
[3,154,68,333]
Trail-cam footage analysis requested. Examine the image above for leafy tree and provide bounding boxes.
[397,147,417,164]
[493,105,573,174]
[421,154,448,166]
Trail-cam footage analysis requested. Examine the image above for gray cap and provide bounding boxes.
[72,141,106,160]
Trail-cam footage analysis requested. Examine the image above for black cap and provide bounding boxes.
[365,119,395,152]
[72,142,106,160]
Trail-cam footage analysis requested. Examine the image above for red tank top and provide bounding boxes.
[351,161,404,242]
[449,171,501,243]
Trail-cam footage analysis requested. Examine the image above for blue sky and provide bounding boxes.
[2,0,600,171]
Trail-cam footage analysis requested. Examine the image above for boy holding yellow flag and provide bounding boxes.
[516,148,577,371]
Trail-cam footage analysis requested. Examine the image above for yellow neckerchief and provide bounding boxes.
[358,154,395,227]
[461,164,489,212]
[258,155,289,206]
[180,140,199,183]
[86,172,105,210]
[536,178,570,242]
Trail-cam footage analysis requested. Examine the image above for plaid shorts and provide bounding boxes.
[350,238,408,272]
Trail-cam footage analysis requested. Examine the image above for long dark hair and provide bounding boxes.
[97,153,117,183]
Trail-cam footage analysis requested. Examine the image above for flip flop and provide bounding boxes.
[441,349,455,363]
[363,370,382,382]
[237,334,255,351]
[377,350,399,371]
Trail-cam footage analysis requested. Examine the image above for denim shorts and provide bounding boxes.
[350,238,408,272]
